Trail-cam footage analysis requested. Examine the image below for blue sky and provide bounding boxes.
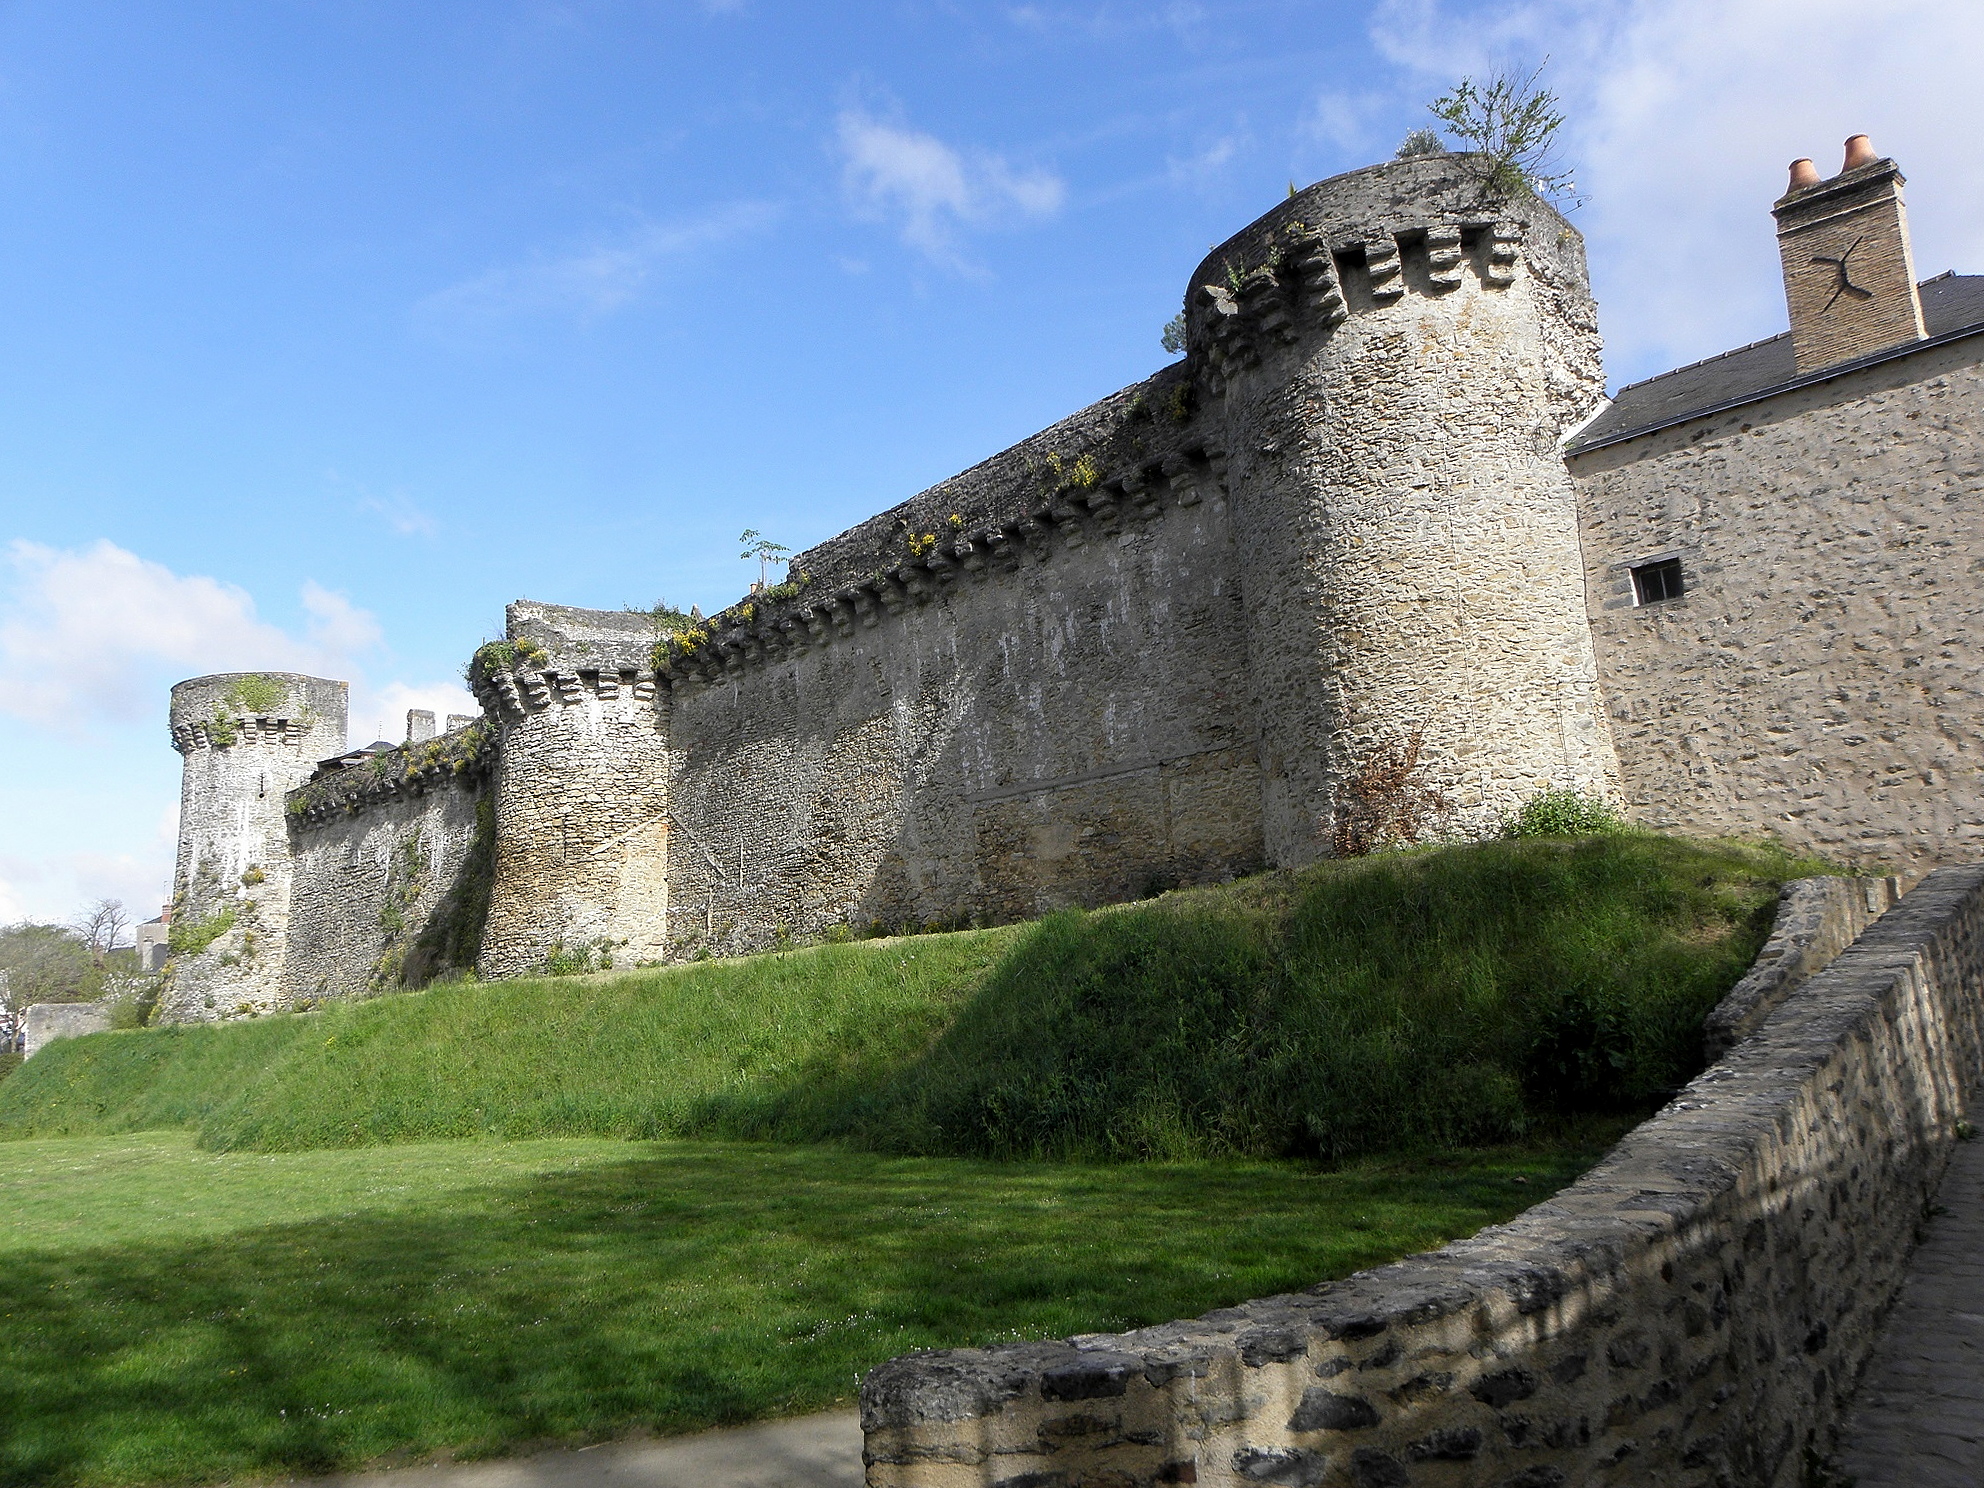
[2,0,1980,926]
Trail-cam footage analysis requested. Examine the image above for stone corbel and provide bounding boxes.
[631,670,658,700]
[824,594,856,637]
[984,526,1019,569]
[923,547,959,585]
[896,564,934,604]
[521,672,553,710]
[955,533,986,574]
[1425,225,1464,290]
[1366,233,1404,302]
[849,587,881,628]
[874,574,908,614]
[1121,468,1161,520]
[1485,223,1521,287]
[1084,483,1123,532]
[1161,453,1202,507]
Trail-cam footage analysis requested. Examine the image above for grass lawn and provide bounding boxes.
[0,1125,1627,1487]
[0,836,1818,1163]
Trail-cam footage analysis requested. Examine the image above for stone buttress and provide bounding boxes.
[471,602,671,976]
[160,672,348,1021]
[1190,153,1621,860]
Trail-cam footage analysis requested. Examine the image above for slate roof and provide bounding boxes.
[1568,271,1984,453]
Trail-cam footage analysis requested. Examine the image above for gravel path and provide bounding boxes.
[273,1409,862,1488]
[1832,1125,1984,1486]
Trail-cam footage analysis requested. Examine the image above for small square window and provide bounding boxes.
[1630,557,1685,605]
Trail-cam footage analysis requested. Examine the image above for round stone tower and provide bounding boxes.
[160,672,347,1021]
[1186,152,1621,863]
[470,602,672,978]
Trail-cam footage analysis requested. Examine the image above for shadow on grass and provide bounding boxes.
[0,1134,1623,1488]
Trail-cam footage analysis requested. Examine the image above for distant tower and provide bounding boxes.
[159,672,347,1022]
[1186,153,1620,860]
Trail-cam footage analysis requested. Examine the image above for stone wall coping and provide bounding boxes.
[1703,874,1902,1062]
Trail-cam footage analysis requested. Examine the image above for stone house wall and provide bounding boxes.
[1568,335,1984,874]
[861,864,1984,1487]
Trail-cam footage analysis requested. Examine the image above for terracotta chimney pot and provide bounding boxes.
[1788,158,1821,190]
[1842,134,1876,171]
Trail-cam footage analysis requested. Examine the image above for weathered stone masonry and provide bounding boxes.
[455,152,1615,963]
[859,866,1984,1487]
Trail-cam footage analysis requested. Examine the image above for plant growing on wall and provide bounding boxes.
[739,529,791,590]
[1328,729,1453,858]
[466,637,548,684]
[1424,61,1578,206]
[1394,127,1446,159]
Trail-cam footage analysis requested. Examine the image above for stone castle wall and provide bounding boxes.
[449,153,1613,962]
[861,865,1984,1487]
[283,726,491,1002]
[661,449,1257,952]
[1569,334,1984,874]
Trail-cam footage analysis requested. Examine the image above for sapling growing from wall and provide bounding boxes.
[1424,61,1579,206]
[739,528,791,591]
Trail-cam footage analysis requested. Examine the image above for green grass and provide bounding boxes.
[0,1125,1628,1488]
[0,835,1822,1162]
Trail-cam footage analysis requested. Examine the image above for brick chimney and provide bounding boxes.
[1773,135,1927,374]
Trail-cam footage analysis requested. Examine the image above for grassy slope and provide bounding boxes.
[0,1126,1626,1488]
[0,835,1823,1161]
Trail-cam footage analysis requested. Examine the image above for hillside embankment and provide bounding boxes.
[0,834,1820,1163]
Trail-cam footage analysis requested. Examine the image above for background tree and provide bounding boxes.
[738,529,791,591]
[1425,62,1578,206]
[0,921,108,1008]
[1161,311,1187,355]
[72,898,130,967]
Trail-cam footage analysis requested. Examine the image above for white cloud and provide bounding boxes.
[1365,0,1984,383]
[0,540,375,729]
[838,110,1065,267]
[359,493,438,537]
[0,540,476,747]
[1168,133,1245,188]
[1301,90,1386,159]
[416,202,780,327]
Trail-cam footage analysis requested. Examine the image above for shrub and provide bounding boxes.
[1504,787,1628,839]
[1329,730,1451,857]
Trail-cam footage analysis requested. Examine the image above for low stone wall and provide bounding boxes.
[861,864,1984,1488]
[1703,874,1902,1062]
[23,1000,113,1057]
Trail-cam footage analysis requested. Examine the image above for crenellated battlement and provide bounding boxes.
[469,665,660,724]
[286,721,494,826]
[641,443,1224,692]
[170,715,318,753]
[1186,215,1529,390]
